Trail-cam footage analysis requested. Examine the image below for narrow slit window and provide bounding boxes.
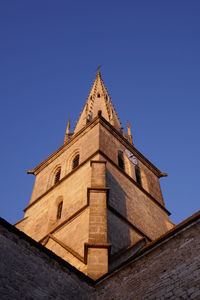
[57,201,63,219]
[118,151,125,171]
[54,168,61,185]
[97,93,100,98]
[72,154,79,170]
[135,165,142,186]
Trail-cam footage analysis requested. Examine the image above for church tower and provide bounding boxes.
[15,71,174,280]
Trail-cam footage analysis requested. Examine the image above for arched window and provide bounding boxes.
[54,168,61,185]
[72,154,79,170]
[97,93,100,98]
[118,151,125,171]
[135,165,142,186]
[57,201,63,219]
[86,113,92,124]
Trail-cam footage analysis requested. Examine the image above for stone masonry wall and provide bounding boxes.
[106,159,173,241]
[46,208,89,274]
[17,161,91,242]
[96,217,200,300]
[29,123,100,203]
[99,124,164,204]
[0,215,199,299]
[0,219,94,300]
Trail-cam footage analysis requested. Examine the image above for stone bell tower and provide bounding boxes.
[15,71,174,280]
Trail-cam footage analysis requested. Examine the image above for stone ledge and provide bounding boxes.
[87,187,110,203]
[84,242,112,263]
[39,204,89,243]
[24,148,168,216]
[90,160,107,166]
[24,150,99,212]
[49,234,85,264]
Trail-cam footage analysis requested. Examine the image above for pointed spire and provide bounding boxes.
[127,120,133,145]
[74,70,121,134]
[96,69,102,81]
[64,119,70,143]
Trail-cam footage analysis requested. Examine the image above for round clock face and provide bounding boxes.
[125,149,138,165]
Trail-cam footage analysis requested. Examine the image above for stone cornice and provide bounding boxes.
[28,116,100,175]
[28,115,165,178]
[14,216,28,226]
[24,150,99,212]
[98,116,163,177]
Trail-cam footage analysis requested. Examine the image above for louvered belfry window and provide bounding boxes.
[72,154,79,170]
[54,168,61,185]
[135,165,142,186]
[118,151,125,171]
[57,201,63,219]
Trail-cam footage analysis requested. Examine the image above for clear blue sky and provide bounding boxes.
[0,1,199,225]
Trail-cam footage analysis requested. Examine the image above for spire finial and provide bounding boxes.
[64,119,70,143]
